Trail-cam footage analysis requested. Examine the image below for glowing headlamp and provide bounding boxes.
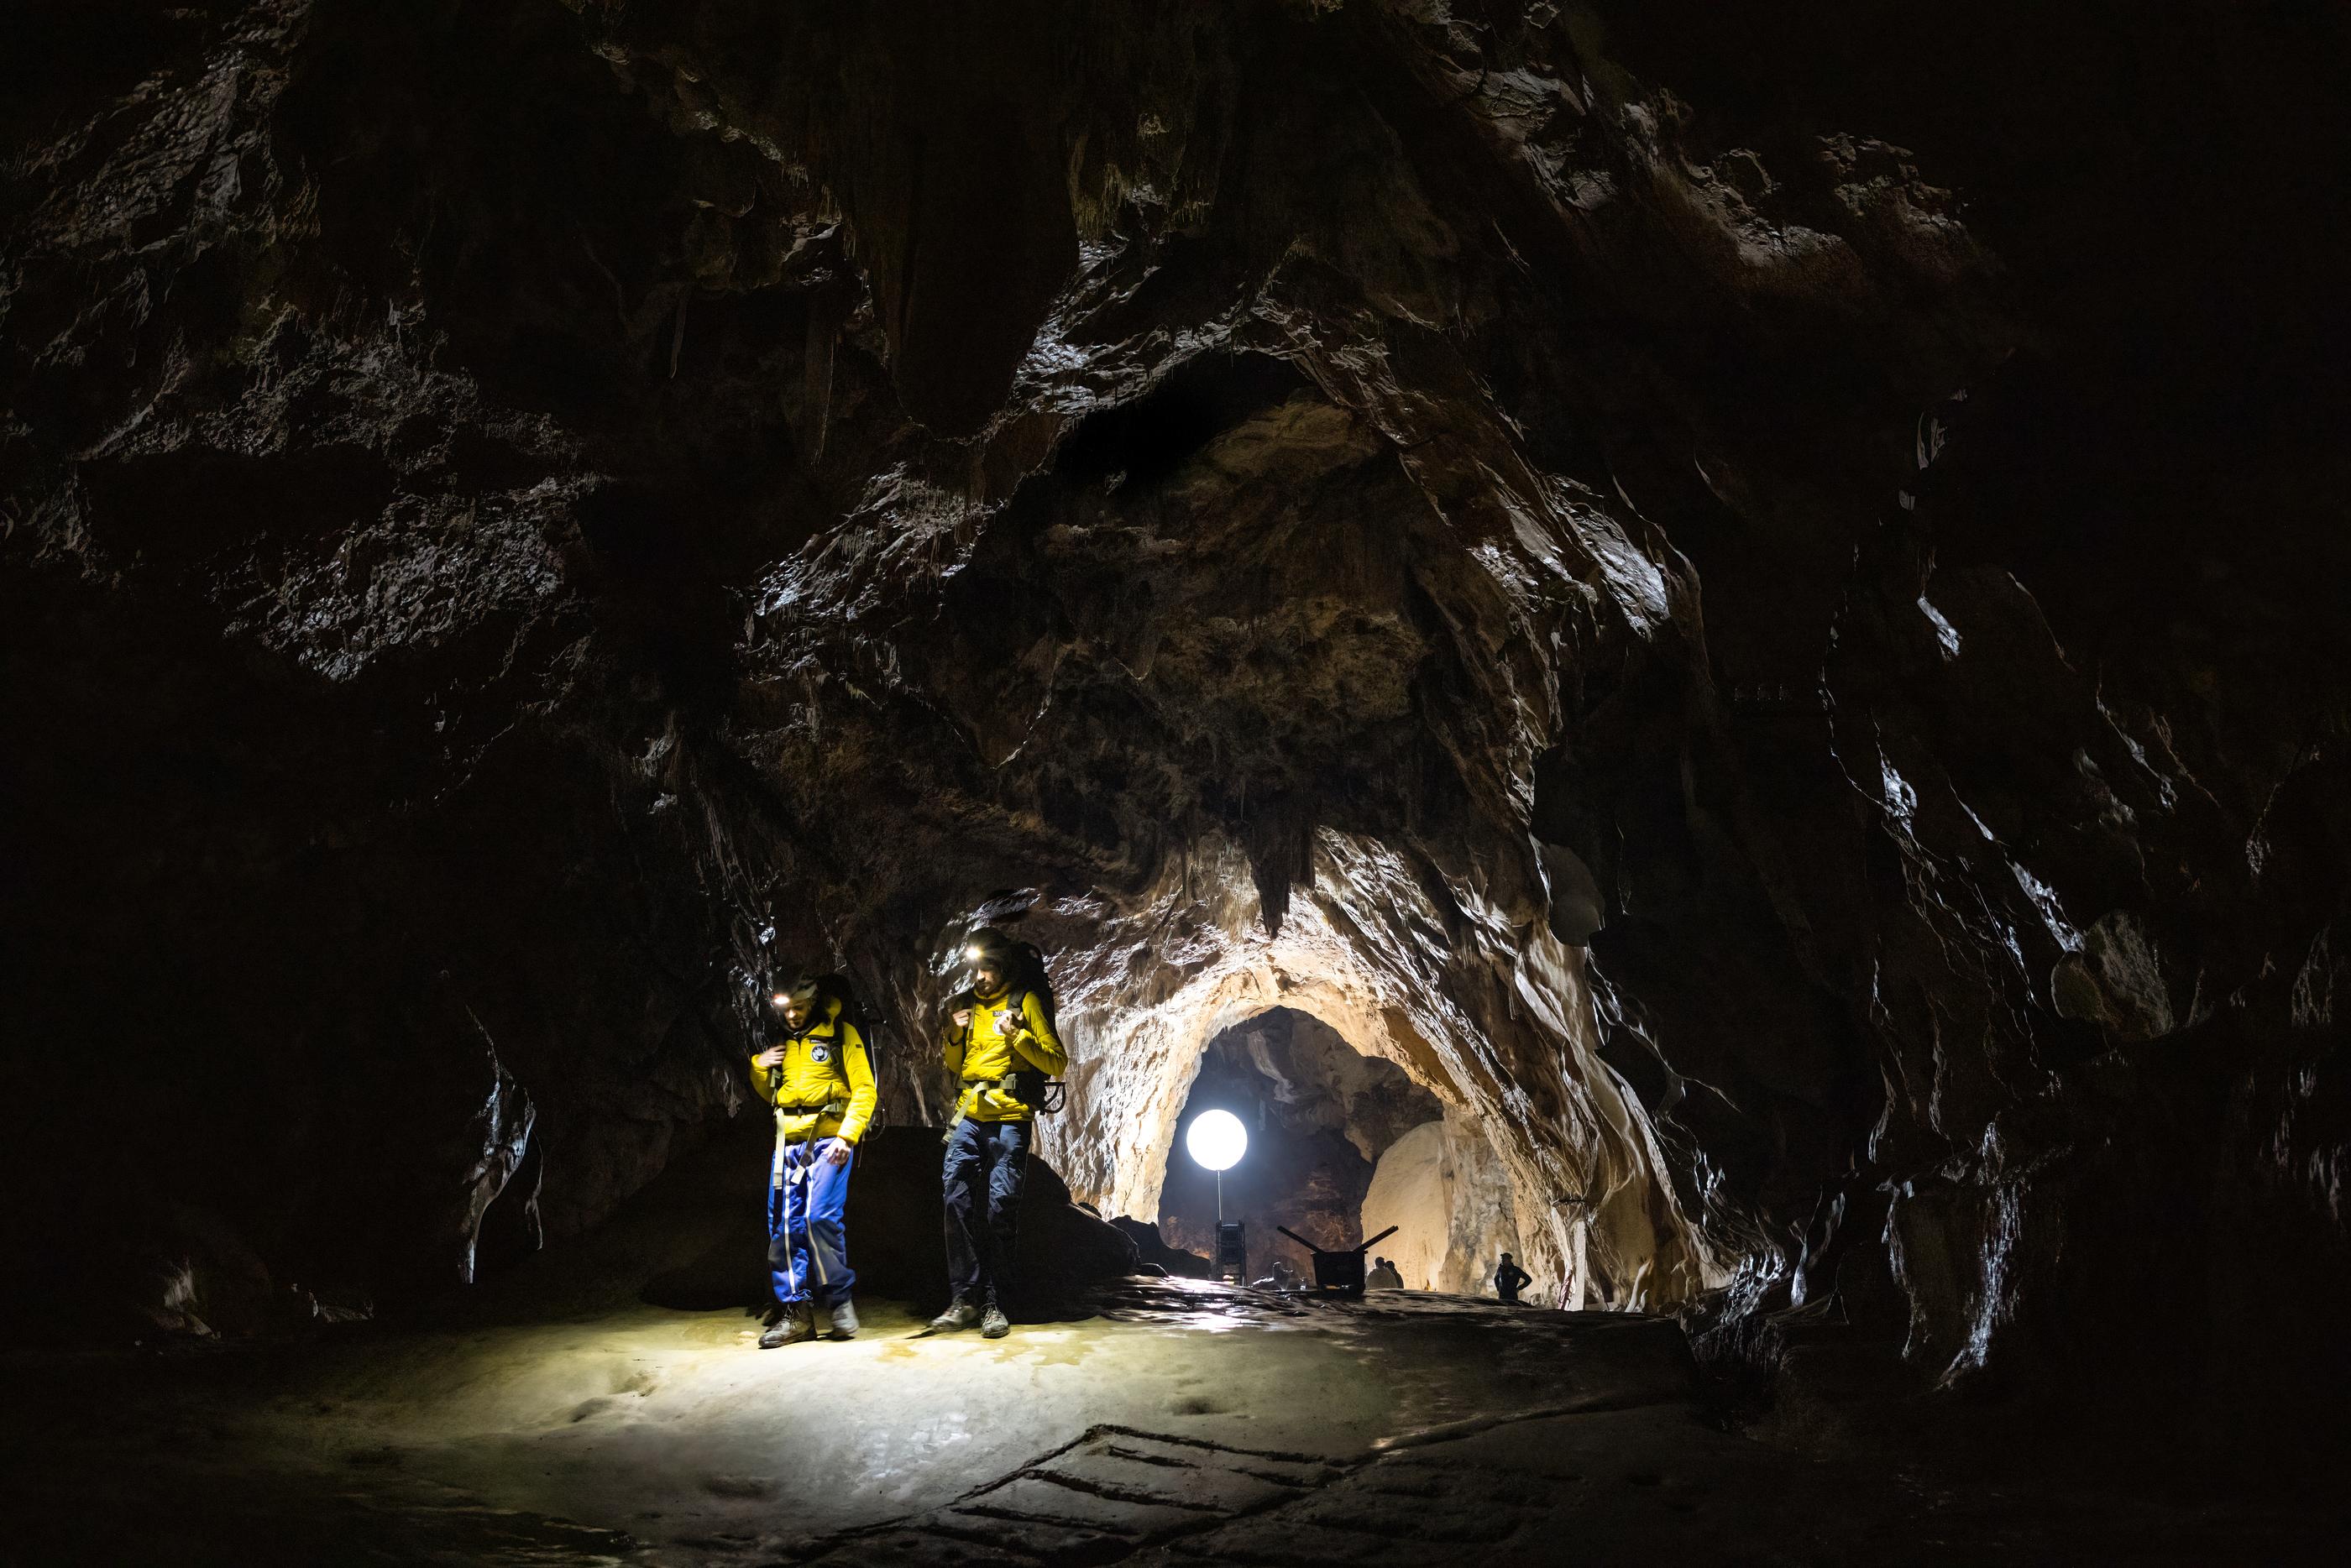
[770,991,790,1008]
[962,944,985,964]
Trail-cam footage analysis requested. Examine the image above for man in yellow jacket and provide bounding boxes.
[750,974,877,1348]
[929,930,1066,1338]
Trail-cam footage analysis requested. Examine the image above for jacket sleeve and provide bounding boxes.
[836,1024,878,1144]
[940,1015,966,1077]
[747,1053,780,1105]
[1011,990,1067,1077]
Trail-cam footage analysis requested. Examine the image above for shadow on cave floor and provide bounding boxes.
[8,1278,2348,1565]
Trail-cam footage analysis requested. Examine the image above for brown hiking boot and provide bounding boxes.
[758,1304,815,1348]
[925,1299,980,1334]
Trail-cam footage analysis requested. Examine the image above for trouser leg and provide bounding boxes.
[982,1121,1030,1304]
[767,1144,807,1304]
[804,1142,856,1304]
[943,1119,985,1303]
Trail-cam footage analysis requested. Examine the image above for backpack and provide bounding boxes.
[814,972,876,1058]
[1002,938,1057,1032]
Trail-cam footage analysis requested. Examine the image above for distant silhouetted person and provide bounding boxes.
[1495,1252,1532,1304]
[1251,1259,1300,1292]
[1365,1257,1403,1289]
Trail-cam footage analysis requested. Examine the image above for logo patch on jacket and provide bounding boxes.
[809,1045,831,1065]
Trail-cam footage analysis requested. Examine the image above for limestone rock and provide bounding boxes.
[1362,1112,1527,1296]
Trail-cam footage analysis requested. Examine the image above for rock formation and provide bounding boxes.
[7,0,2348,1461]
[1362,1112,1526,1295]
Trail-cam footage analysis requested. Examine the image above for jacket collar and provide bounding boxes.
[781,996,842,1041]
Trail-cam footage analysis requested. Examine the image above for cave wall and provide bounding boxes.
[7,0,2349,1452]
[1362,1111,1527,1296]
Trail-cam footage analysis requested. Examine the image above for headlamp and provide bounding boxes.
[769,991,790,1008]
[963,944,984,964]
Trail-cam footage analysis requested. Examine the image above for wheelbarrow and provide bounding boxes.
[1275,1224,1399,1298]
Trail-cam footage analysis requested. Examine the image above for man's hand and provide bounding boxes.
[825,1137,852,1168]
[753,1046,788,1071]
[950,1008,972,1029]
[993,1007,1022,1037]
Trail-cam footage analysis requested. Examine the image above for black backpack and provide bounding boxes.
[817,972,877,1057]
[1002,938,1057,1032]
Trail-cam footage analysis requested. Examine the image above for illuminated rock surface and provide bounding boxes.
[6,0,2351,1547]
[8,1130,2341,1565]
[11,1297,2342,1566]
[1361,1114,1526,1295]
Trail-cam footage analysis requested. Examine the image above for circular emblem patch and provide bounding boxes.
[809,1045,831,1065]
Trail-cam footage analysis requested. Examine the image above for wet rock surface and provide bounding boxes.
[7,1283,2343,1565]
[5,0,2349,1494]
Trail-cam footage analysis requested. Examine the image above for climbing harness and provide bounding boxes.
[765,1019,853,1298]
[950,988,1066,1119]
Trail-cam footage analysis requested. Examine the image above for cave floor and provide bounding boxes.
[7,1283,2341,1566]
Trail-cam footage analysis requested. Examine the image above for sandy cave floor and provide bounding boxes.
[5,1283,2344,1566]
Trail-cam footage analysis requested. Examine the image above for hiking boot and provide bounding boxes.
[759,1304,815,1349]
[826,1298,860,1341]
[981,1299,1011,1339]
[926,1299,980,1334]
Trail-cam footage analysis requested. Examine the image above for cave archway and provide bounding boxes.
[983,828,1728,1310]
[1154,1007,1530,1295]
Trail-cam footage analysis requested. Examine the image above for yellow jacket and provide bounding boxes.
[940,986,1066,1122]
[749,996,877,1146]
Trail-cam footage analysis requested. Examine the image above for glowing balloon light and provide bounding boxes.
[1186,1109,1248,1172]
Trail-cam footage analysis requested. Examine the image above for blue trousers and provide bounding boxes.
[767,1138,855,1306]
[944,1117,1029,1304]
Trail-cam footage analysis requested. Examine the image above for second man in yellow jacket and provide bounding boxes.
[928,930,1066,1337]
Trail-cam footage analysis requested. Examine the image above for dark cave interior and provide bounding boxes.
[5,1,2351,1562]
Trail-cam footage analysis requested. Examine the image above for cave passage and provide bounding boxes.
[11,0,2351,1560]
[1156,1008,1432,1279]
[1152,1006,1529,1295]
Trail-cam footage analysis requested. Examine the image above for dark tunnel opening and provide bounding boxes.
[1052,352,1316,494]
